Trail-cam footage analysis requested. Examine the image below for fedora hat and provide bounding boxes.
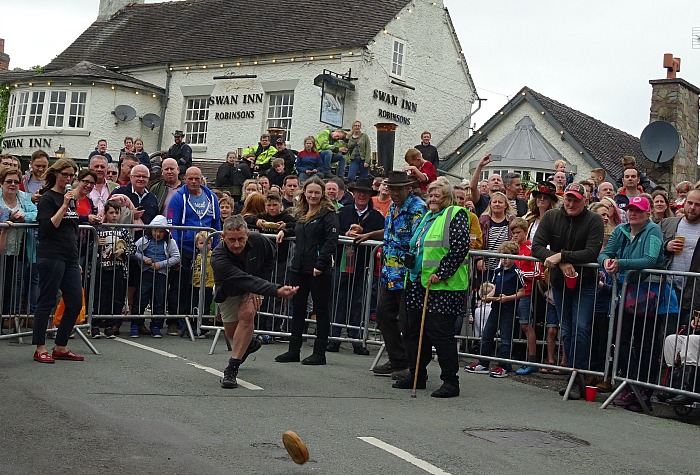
[385,170,413,187]
[348,178,378,195]
[172,130,185,137]
[531,181,558,200]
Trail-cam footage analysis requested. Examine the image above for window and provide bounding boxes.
[5,89,88,131]
[266,92,294,140]
[391,39,406,78]
[184,97,209,144]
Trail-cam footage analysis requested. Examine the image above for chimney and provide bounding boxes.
[0,39,10,71]
[646,54,700,187]
[375,123,398,175]
[98,0,145,22]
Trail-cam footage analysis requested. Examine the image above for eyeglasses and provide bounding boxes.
[80,179,96,187]
[132,175,150,180]
[59,171,76,179]
[3,180,20,185]
[106,171,117,176]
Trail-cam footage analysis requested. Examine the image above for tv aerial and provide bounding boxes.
[112,105,136,122]
[140,113,162,130]
[640,120,680,165]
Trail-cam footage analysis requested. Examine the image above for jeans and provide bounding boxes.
[347,158,369,182]
[167,248,194,322]
[137,270,167,328]
[320,150,346,176]
[405,308,459,386]
[478,304,516,371]
[298,171,323,185]
[375,287,408,367]
[32,258,83,347]
[552,283,596,370]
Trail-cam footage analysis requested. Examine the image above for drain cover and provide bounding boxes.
[464,429,588,449]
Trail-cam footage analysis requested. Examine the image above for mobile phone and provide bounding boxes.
[136,206,144,211]
[489,154,504,161]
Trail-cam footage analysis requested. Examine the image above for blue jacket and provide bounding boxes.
[167,185,221,253]
[598,220,664,280]
[296,150,321,174]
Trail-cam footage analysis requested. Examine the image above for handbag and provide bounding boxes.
[53,290,87,326]
[623,281,657,317]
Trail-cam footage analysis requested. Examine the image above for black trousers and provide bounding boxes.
[405,307,459,386]
[375,287,408,367]
[289,271,331,341]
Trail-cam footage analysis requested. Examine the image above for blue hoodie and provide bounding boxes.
[167,185,221,253]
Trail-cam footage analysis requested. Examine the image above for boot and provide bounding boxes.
[302,338,327,365]
[275,336,302,362]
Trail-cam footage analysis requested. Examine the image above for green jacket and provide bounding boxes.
[346,133,372,164]
[243,144,278,168]
[315,128,345,152]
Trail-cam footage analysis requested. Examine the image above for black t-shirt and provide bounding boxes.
[37,189,80,261]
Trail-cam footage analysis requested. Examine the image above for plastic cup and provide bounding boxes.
[585,385,598,402]
[565,271,579,289]
[675,236,685,254]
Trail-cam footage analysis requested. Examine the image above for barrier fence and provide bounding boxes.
[2,222,699,412]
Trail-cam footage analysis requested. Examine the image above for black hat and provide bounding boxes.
[173,130,185,137]
[530,181,558,200]
[385,170,413,187]
[348,178,378,196]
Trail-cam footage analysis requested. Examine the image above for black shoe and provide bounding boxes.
[326,342,340,352]
[431,383,460,398]
[353,346,370,355]
[221,366,238,389]
[391,368,428,381]
[241,336,262,363]
[138,324,151,336]
[301,353,326,365]
[392,376,426,390]
[373,361,407,376]
[666,394,696,406]
[559,384,581,400]
[275,350,300,362]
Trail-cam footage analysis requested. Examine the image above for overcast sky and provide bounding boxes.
[2,0,700,138]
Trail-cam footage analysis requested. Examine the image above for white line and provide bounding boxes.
[358,437,451,475]
[114,338,263,391]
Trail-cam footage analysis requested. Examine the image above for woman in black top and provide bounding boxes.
[32,158,85,363]
[275,176,339,365]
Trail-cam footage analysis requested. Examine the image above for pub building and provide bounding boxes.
[0,0,476,173]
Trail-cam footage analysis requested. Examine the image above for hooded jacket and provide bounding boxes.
[281,207,339,275]
[167,185,221,254]
[598,220,665,281]
[134,215,181,275]
[532,206,604,288]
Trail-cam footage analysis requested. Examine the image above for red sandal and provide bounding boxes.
[33,351,55,364]
[52,349,84,361]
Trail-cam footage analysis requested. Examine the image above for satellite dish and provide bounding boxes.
[640,121,680,164]
[112,105,136,122]
[141,113,162,130]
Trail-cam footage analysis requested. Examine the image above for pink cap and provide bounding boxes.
[627,196,650,212]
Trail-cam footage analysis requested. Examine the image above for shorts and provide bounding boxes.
[517,295,533,325]
[219,296,242,324]
[545,300,559,328]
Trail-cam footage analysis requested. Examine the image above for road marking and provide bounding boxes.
[114,338,264,391]
[358,437,451,475]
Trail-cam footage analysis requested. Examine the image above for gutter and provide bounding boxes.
[157,63,172,151]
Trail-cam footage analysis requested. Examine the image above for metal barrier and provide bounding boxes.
[601,268,700,413]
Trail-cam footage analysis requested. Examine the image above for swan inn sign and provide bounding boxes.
[208,93,264,121]
[2,138,51,150]
[373,89,417,126]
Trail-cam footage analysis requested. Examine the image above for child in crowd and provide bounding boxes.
[219,195,234,226]
[133,215,180,338]
[192,230,214,337]
[510,218,542,375]
[554,160,574,186]
[590,168,606,199]
[296,136,323,184]
[267,158,288,188]
[93,200,134,339]
[465,241,525,378]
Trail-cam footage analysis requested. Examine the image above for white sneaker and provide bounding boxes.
[465,362,489,374]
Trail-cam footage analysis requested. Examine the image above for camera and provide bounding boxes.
[404,251,416,269]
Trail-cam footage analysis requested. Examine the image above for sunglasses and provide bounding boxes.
[106,171,117,175]
[4,180,20,185]
[81,179,96,186]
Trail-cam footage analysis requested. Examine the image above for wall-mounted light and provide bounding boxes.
[54,145,66,158]
[47,81,51,86]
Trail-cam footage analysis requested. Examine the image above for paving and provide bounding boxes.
[1,333,698,475]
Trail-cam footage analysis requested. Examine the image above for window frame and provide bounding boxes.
[391,38,406,79]
[265,91,295,141]
[184,96,210,145]
[4,88,89,132]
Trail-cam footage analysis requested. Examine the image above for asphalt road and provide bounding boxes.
[2,333,698,475]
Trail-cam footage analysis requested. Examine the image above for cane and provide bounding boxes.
[411,282,431,398]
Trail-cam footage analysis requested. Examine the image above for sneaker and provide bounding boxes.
[490,366,508,378]
[241,336,262,363]
[612,389,636,407]
[129,325,139,338]
[515,365,538,375]
[464,362,489,374]
[91,326,102,339]
[260,334,273,344]
[151,327,162,338]
[166,323,180,336]
[104,325,120,339]
[195,331,209,339]
[221,365,238,389]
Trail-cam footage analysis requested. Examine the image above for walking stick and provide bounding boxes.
[411,282,431,398]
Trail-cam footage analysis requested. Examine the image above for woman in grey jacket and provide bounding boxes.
[346,120,372,182]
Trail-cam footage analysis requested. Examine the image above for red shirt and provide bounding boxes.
[515,241,541,296]
[76,196,93,218]
[412,160,436,192]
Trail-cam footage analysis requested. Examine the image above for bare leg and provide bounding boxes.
[522,324,537,359]
[547,327,557,363]
[231,294,259,360]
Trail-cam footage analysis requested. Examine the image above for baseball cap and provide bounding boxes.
[563,183,585,200]
[627,196,650,212]
[276,138,285,145]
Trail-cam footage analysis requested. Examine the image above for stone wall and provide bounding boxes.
[646,78,700,189]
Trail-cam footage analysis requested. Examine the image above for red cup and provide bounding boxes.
[565,271,579,289]
[585,385,598,402]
